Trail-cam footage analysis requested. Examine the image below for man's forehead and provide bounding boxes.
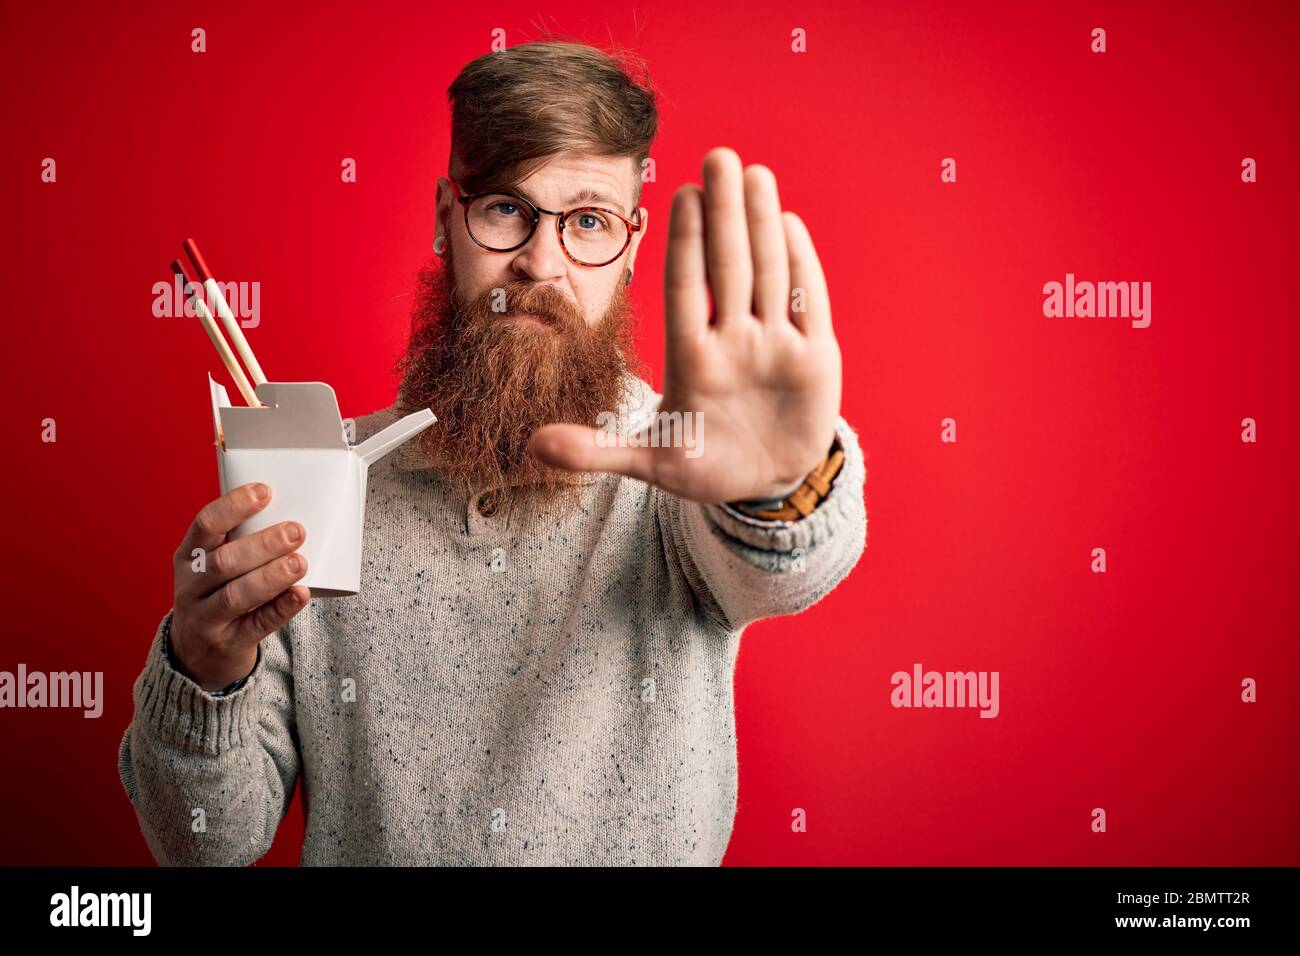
[513,156,636,215]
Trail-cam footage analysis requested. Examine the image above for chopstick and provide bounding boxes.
[182,238,267,387]
[170,259,263,407]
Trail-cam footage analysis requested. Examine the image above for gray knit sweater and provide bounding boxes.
[117,374,868,865]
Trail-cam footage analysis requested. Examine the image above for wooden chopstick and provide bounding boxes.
[170,259,263,407]
[182,238,268,387]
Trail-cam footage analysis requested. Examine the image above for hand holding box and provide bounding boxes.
[209,375,435,596]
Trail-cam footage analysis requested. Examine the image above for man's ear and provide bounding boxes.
[432,177,460,253]
[627,206,649,272]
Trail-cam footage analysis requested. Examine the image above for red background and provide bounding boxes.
[2,0,1296,865]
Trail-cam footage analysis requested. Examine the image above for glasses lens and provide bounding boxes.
[467,194,535,250]
[466,195,629,265]
[562,208,629,265]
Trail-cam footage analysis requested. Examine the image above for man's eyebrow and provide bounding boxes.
[568,187,627,215]
[513,186,627,217]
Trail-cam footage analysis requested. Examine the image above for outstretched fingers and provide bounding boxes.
[665,183,711,341]
[784,210,832,336]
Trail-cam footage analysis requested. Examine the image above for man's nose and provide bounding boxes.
[510,218,568,281]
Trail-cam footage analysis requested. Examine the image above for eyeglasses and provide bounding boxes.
[448,176,641,268]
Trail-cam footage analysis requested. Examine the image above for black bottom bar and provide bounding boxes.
[0,866,1293,940]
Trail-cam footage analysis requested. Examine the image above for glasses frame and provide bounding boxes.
[448,176,642,268]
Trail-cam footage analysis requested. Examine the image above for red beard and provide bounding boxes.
[394,245,644,526]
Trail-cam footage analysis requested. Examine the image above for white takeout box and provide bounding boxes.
[208,374,436,596]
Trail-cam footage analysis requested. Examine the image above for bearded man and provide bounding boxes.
[119,39,867,866]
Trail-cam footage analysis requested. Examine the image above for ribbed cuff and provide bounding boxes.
[163,621,256,697]
[132,609,263,757]
[703,417,863,551]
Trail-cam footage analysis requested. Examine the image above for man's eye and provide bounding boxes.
[576,213,610,231]
[489,202,520,217]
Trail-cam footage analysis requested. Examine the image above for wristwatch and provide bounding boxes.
[729,433,846,521]
[162,615,256,697]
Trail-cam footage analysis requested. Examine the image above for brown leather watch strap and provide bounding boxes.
[735,434,845,521]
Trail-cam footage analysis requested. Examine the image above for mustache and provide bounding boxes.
[457,280,584,331]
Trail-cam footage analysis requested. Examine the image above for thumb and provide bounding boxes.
[528,423,658,483]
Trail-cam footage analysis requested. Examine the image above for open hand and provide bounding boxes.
[528,146,843,505]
